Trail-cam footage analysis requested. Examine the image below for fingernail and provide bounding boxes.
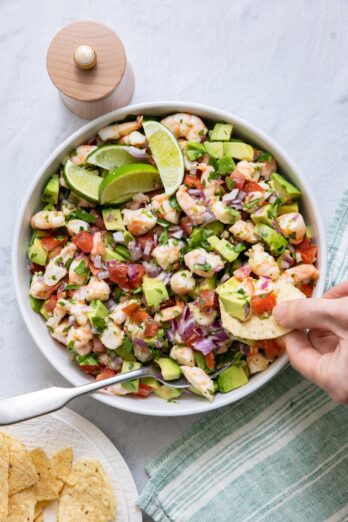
[273,302,287,323]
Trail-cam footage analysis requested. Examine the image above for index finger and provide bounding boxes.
[284,329,322,384]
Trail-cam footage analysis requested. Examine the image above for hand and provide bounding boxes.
[273,281,348,404]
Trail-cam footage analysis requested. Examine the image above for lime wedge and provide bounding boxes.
[87,145,146,170]
[143,120,184,195]
[63,160,102,203]
[99,164,163,205]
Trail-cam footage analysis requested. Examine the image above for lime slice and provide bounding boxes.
[87,145,146,170]
[99,164,163,205]
[63,160,102,203]
[143,120,184,195]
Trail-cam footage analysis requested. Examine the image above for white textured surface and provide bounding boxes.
[0,1,347,519]
[5,408,141,521]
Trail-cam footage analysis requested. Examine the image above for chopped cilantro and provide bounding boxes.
[67,208,97,223]
[158,229,169,245]
[74,260,88,275]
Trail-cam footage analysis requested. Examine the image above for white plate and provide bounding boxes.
[4,408,142,522]
[13,101,327,416]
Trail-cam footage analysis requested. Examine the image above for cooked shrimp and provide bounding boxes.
[124,317,146,339]
[29,273,56,300]
[247,353,272,374]
[46,300,69,330]
[176,184,207,225]
[69,256,90,286]
[154,301,184,322]
[100,319,124,350]
[31,210,65,230]
[170,270,195,295]
[180,366,214,401]
[109,300,137,325]
[170,345,195,367]
[179,139,198,174]
[259,157,277,179]
[51,320,71,345]
[66,324,93,350]
[71,145,96,165]
[85,276,110,302]
[230,220,258,243]
[276,213,306,244]
[247,243,280,280]
[151,193,180,224]
[67,219,90,236]
[189,302,217,326]
[199,164,221,197]
[118,131,147,147]
[125,193,150,210]
[122,208,157,236]
[280,264,319,285]
[152,239,183,270]
[184,248,225,278]
[44,243,77,287]
[211,199,237,224]
[98,116,143,141]
[161,113,207,142]
[91,231,106,257]
[234,161,263,182]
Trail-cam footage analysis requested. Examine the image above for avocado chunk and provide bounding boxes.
[208,236,246,262]
[204,141,224,159]
[217,276,251,321]
[29,296,43,313]
[254,223,288,256]
[140,377,161,390]
[143,276,169,307]
[217,155,236,175]
[154,385,182,400]
[223,142,254,161]
[251,204,277,227]
[156,358,181,380]
[102,246,127,262]
[186,141,206,161]
[217,364,249,392]
[121,361,142,393]
[210,123,233,141]
[203,220,224,237]
[115,336,136,362]
[42,175,59,205]
[277,202,299,215]
[271,173,301,203]
[194,352,214,373]
[28,238,48,266]
[40,302,51,320]
[87,300,109,331]
[102,208,125,231]
[191,274,217,298]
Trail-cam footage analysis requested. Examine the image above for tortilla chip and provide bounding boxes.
[0,433,9,518]
[30,448,58,502]
[1,487,36,522]
[34,513,44,522]
[51,447,73,493]
[58,459,116,522]
[6,435,39,495]
[34,500,48,520]
[220,281,306,340]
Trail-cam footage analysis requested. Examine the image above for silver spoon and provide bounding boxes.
[0,361,234,425]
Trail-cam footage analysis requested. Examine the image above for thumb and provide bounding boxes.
[273,297,343,332]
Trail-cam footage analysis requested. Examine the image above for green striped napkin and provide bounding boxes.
[139,189,348,522]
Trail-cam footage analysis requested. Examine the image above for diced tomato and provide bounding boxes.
[145,319,161,338]
[184,175,203,190]
[251,292,277,315]
[132,309,150,324]
[298,282,314,297]
[41,235,67,251]
[297,245,317,264]
[243,182,265,193]
[198,290,216,310]
[96,368,116,381]
[205,352,215,370]
[255,339,282,359]
[137,234,155,251]
[180,217,193,236]
[81,364,103,375]
[136,383,153,398]
[122,302,140,316]
[108,261,129,286]
[230,171,245,190]
[128,264,145,288]
[45,294,57,313]
[296,237,311,249]
[233,265,251,281]
[72,231,93,253]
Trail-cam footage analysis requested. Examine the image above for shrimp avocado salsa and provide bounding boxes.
[28,113,319,402]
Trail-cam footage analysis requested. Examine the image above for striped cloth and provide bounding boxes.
[138,189,348,522]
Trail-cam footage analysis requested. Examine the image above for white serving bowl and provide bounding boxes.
[13,102,327,416]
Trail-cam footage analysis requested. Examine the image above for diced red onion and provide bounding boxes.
[68,315,76,325]
[220,273,230,284]
[91,255,102,268]
[288,243,295,253]
[237,190,246,201]
[143,240,153,257]
[87,136,98,145]
[128,264,141,280]
[113,231,125,243]
[280,259,291,269]
[192,338,215,355]
[58,282,67,292]
[234,265,251,280]
[202,210,216,224]
[260,277,270,290]
[223,189,239,202]
[97,270,109,280]
[283,254,293,265]
[126,146,149,161]
[108,357,122,370]
[128,241,142,261]
[171,229,184,239]
[106,299,116,310]
[133,337,147,348]
[143,261,160,277]
[157,271,172,285]
[188,189,202,197]
[269,195,278,204]
[295,252,302,263]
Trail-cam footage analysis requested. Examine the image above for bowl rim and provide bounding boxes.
[12,101,327,416]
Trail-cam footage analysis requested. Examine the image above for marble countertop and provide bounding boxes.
[0,1,346,518]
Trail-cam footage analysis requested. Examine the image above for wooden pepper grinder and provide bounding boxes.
[46,21,134,120]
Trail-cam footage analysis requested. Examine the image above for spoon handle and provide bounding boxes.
[0,368,147,425]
